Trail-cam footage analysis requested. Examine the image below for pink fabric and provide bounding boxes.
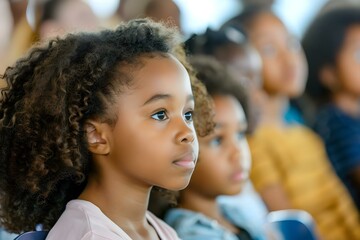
[46,199,179,240]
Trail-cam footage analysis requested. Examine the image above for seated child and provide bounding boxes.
[226,5,360,240]
[164,56,267,240]
[0,19,214,239]
[302,6,360,210]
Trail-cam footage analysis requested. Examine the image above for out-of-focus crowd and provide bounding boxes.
[1,0,360,239]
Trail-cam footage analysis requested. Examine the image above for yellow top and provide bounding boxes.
[249,125,360,240]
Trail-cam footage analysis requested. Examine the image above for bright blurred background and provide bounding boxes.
[85,0,328,38]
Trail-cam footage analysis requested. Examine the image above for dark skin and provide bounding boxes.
[246,12,307,211]
[79,55,199,239]
[321,24,360,195]
[180,95,249,235]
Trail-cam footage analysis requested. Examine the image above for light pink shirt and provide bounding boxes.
[46,200,179,240]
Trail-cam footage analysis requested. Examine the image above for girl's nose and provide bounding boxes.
[176,120,195,144]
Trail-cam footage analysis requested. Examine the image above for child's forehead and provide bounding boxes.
[212,95,245,116]
[132,54,186,78]
[249,12,286,34]
[117,54,190,92]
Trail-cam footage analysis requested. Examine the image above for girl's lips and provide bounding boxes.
[231,171,248,182]
[173,153,196,169]
[173,160,195,169]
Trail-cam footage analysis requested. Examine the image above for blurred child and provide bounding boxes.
[38,0,100,40]
[302,6,360,210]
[164,56,267,240]
[185,25,269,234]
[144,0,182,32]
[0,19,213,239]
[226,6,360,240]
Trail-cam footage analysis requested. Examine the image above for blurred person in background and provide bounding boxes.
[164,56,266,240]
[302,6,360,211]
[0,0,101,76]
[119,0,182,33]
[226,5,360,240]
[0,0,11,87]
[144,0,182,32]
[184,26,269,236]
[38,0,100,40]
[0,0,34,77]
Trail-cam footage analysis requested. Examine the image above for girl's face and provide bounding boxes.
[187,95,250,197]
[41,0,99,39]
[249,12,307,97]
[225,44,263,88]
[105,55,199,191]
[333,24,360,97]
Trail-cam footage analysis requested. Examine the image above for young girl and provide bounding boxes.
[302,6,360,210]
[185,25,269,236]
[226,6,360,240]
[164,56,266,240]
[0,19,213,239]
[185,25,263,133]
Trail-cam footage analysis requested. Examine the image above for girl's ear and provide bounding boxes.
[319,65,338,92]
[84,120,111,155]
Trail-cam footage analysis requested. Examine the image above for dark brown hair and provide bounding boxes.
[0,18,213,233]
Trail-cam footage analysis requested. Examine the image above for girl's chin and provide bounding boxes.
[161,177,193,192]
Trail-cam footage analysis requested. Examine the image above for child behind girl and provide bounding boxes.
[225,6,360,240]
[0,19,213,239]
[185,25,269,236]
[302,6,360,210]
[164,56,266,240]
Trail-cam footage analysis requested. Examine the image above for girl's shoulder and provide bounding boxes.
[46,200,132,240]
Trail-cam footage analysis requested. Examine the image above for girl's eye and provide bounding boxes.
[184,111,193,122]
[209,136,222,147]
[151,111,168,121]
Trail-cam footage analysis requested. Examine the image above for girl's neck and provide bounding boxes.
[78,168,153,238]
[259,94,289,127]
[333,92,360,117]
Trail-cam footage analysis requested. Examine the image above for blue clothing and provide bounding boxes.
[218,181,268,239]
[0,228,18,240]
[164,204,265,240]
[284,105,304,125]
[314,104,360,209]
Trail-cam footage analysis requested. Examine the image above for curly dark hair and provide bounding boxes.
[0,18,213,233]
[302,7,360,106]
[189,55,249,125]
[185,25,248,56]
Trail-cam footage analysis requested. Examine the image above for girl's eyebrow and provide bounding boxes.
[143,94,194,106]
[143,94,171,106]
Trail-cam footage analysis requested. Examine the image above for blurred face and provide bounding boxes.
[248,12,307,97]
[187,95,250,198]
[106,55,199,191]
[42,0,100,39]
[224,44,265,131]
[57,0,99,31]
[225,44,263,88]
[145,0,181,31]
[334,24,360,97]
